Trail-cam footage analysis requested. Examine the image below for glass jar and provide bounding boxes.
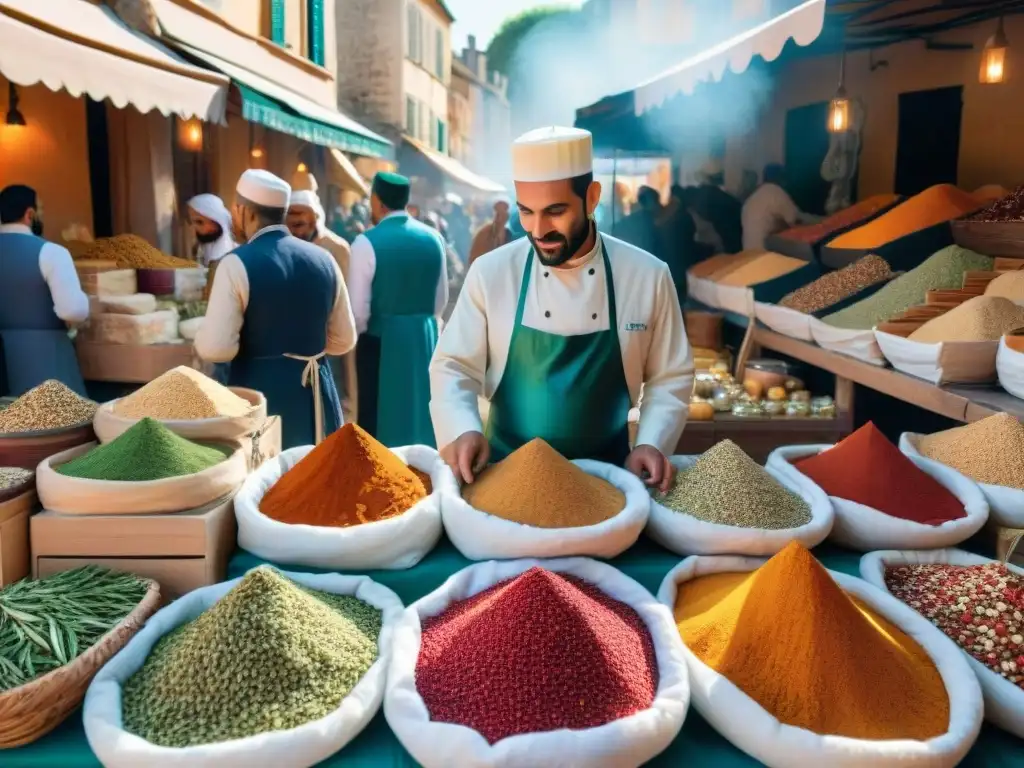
[786,400,811,417]
[731,401,763,418]
[811,396,837,418]
[761,400,787,416]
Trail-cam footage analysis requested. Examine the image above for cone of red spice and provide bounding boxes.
[415,567,658,744]
[793,423,966,526]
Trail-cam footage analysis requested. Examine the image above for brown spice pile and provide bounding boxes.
[984,271,1024,305]
[965,186,1024,222]
[779,255,892,313]
[463,438,624,528]
[114,367,253,420]
[85,235,196,269]
[908,296,1024,343]
[0,381,97,433]
[715,253,806,287]
[916,413,1024,489]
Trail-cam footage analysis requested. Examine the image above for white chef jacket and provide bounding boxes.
[194,225,357,363]
[741,183,810,251]
[429,234,694,454]
[348,212,449,335]
[0,224,89,323]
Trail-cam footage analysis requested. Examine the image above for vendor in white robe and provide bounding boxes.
[186,194,236,267]
[429,126,694,491]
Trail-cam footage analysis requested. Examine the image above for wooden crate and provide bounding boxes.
[675,412,853,464]
[0,490,37,586]
[76,339,196,383]
[31,492,237,601]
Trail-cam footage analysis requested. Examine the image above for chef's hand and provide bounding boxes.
[441,431,490,485]
[625,444,674,494]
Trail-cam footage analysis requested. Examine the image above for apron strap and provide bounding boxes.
[512,247,534,328]
[283,351,328,445]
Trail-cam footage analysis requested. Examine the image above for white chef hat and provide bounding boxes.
[236,169,291,209]
[512,126,593,183]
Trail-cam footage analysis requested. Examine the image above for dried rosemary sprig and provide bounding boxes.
[0,566,148,691]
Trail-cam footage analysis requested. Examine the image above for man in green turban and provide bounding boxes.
[347,172,448,446]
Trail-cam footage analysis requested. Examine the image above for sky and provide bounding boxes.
[446,0,583,53]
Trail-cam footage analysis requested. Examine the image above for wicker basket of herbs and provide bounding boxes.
[0,567,161,748]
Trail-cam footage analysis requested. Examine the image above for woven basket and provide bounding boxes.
[0,579,161,748]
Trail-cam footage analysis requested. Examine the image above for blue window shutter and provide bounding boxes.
[307,0,325,65]
[269,0,285,45]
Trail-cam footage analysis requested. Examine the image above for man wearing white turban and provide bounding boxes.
[187,194,237,267]
[287,189,357,423]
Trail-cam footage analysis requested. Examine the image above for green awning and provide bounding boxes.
[236,84,390,158]
[173,42,392,159]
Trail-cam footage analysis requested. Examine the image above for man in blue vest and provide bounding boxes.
[0,185,90,397]
[348,172,448,447]
[194,170,356,449]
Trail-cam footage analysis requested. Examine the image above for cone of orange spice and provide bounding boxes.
[259,423,428,527]
[674,542,949,740]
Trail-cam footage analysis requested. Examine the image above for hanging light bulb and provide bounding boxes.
[827,51,850,133]
[980,16,1009,84]
[5,83,25,126]
[179,118,203,151]
[250,147,264,159]
[297,162,308,172]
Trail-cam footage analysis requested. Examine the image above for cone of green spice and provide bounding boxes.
[56,417,230,481]
[122,567,382,748]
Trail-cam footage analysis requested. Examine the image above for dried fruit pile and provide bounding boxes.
[885,562,1024,689]
[416,567,657,744]
[964,186,1024,222]
[123,567,381,747]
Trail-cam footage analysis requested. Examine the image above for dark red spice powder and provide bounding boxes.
[415,567,658,744]
[793,422,966,525]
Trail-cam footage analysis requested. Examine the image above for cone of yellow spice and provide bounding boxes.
[674,542,949,740]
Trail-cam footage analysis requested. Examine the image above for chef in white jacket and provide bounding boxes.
[429,126,693,492]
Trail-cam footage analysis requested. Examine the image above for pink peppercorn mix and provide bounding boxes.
[415,567,659,744]
[885,562,1024,688]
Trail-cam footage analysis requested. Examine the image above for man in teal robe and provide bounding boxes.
[348,173,448,447]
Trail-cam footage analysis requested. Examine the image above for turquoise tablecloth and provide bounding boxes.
[6,537,1024,767]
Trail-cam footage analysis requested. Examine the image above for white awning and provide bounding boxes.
[403,137,506,194]
[634,0,827,115]
[329,149,370,197]
[0,0,227,121]
[151,0,336,110]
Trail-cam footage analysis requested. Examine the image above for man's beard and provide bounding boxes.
[299,229,316,243]
[31,216,43,237]
[195,225,223,244]
[528,217,591,267]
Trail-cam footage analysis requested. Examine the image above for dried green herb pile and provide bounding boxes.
[656,440,811,529]
[57,417,229,481]
[0,567,148,691]
[823,246,993,330]
[122,567,382,748]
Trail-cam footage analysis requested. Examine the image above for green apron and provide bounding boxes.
[486,238,632,465]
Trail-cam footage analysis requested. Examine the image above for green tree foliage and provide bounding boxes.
[486,5,575,79]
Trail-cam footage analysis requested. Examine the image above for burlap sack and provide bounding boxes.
[92,388,266,444]
[36,441,247,515]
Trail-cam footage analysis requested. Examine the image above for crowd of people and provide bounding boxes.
[603,163,817,305]
[1,132,809,492]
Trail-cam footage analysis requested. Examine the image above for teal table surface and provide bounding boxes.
[6,536,1024,767]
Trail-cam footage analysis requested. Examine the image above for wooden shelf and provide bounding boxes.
[753,328,1024,423]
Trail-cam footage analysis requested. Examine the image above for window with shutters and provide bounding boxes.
[406,3,422,63]
[435,28,445,80]
[429,109,438,148]
[406,97,417,137]
[267,0,285,45]
[306,0,325,65]
[437,119,447,154]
